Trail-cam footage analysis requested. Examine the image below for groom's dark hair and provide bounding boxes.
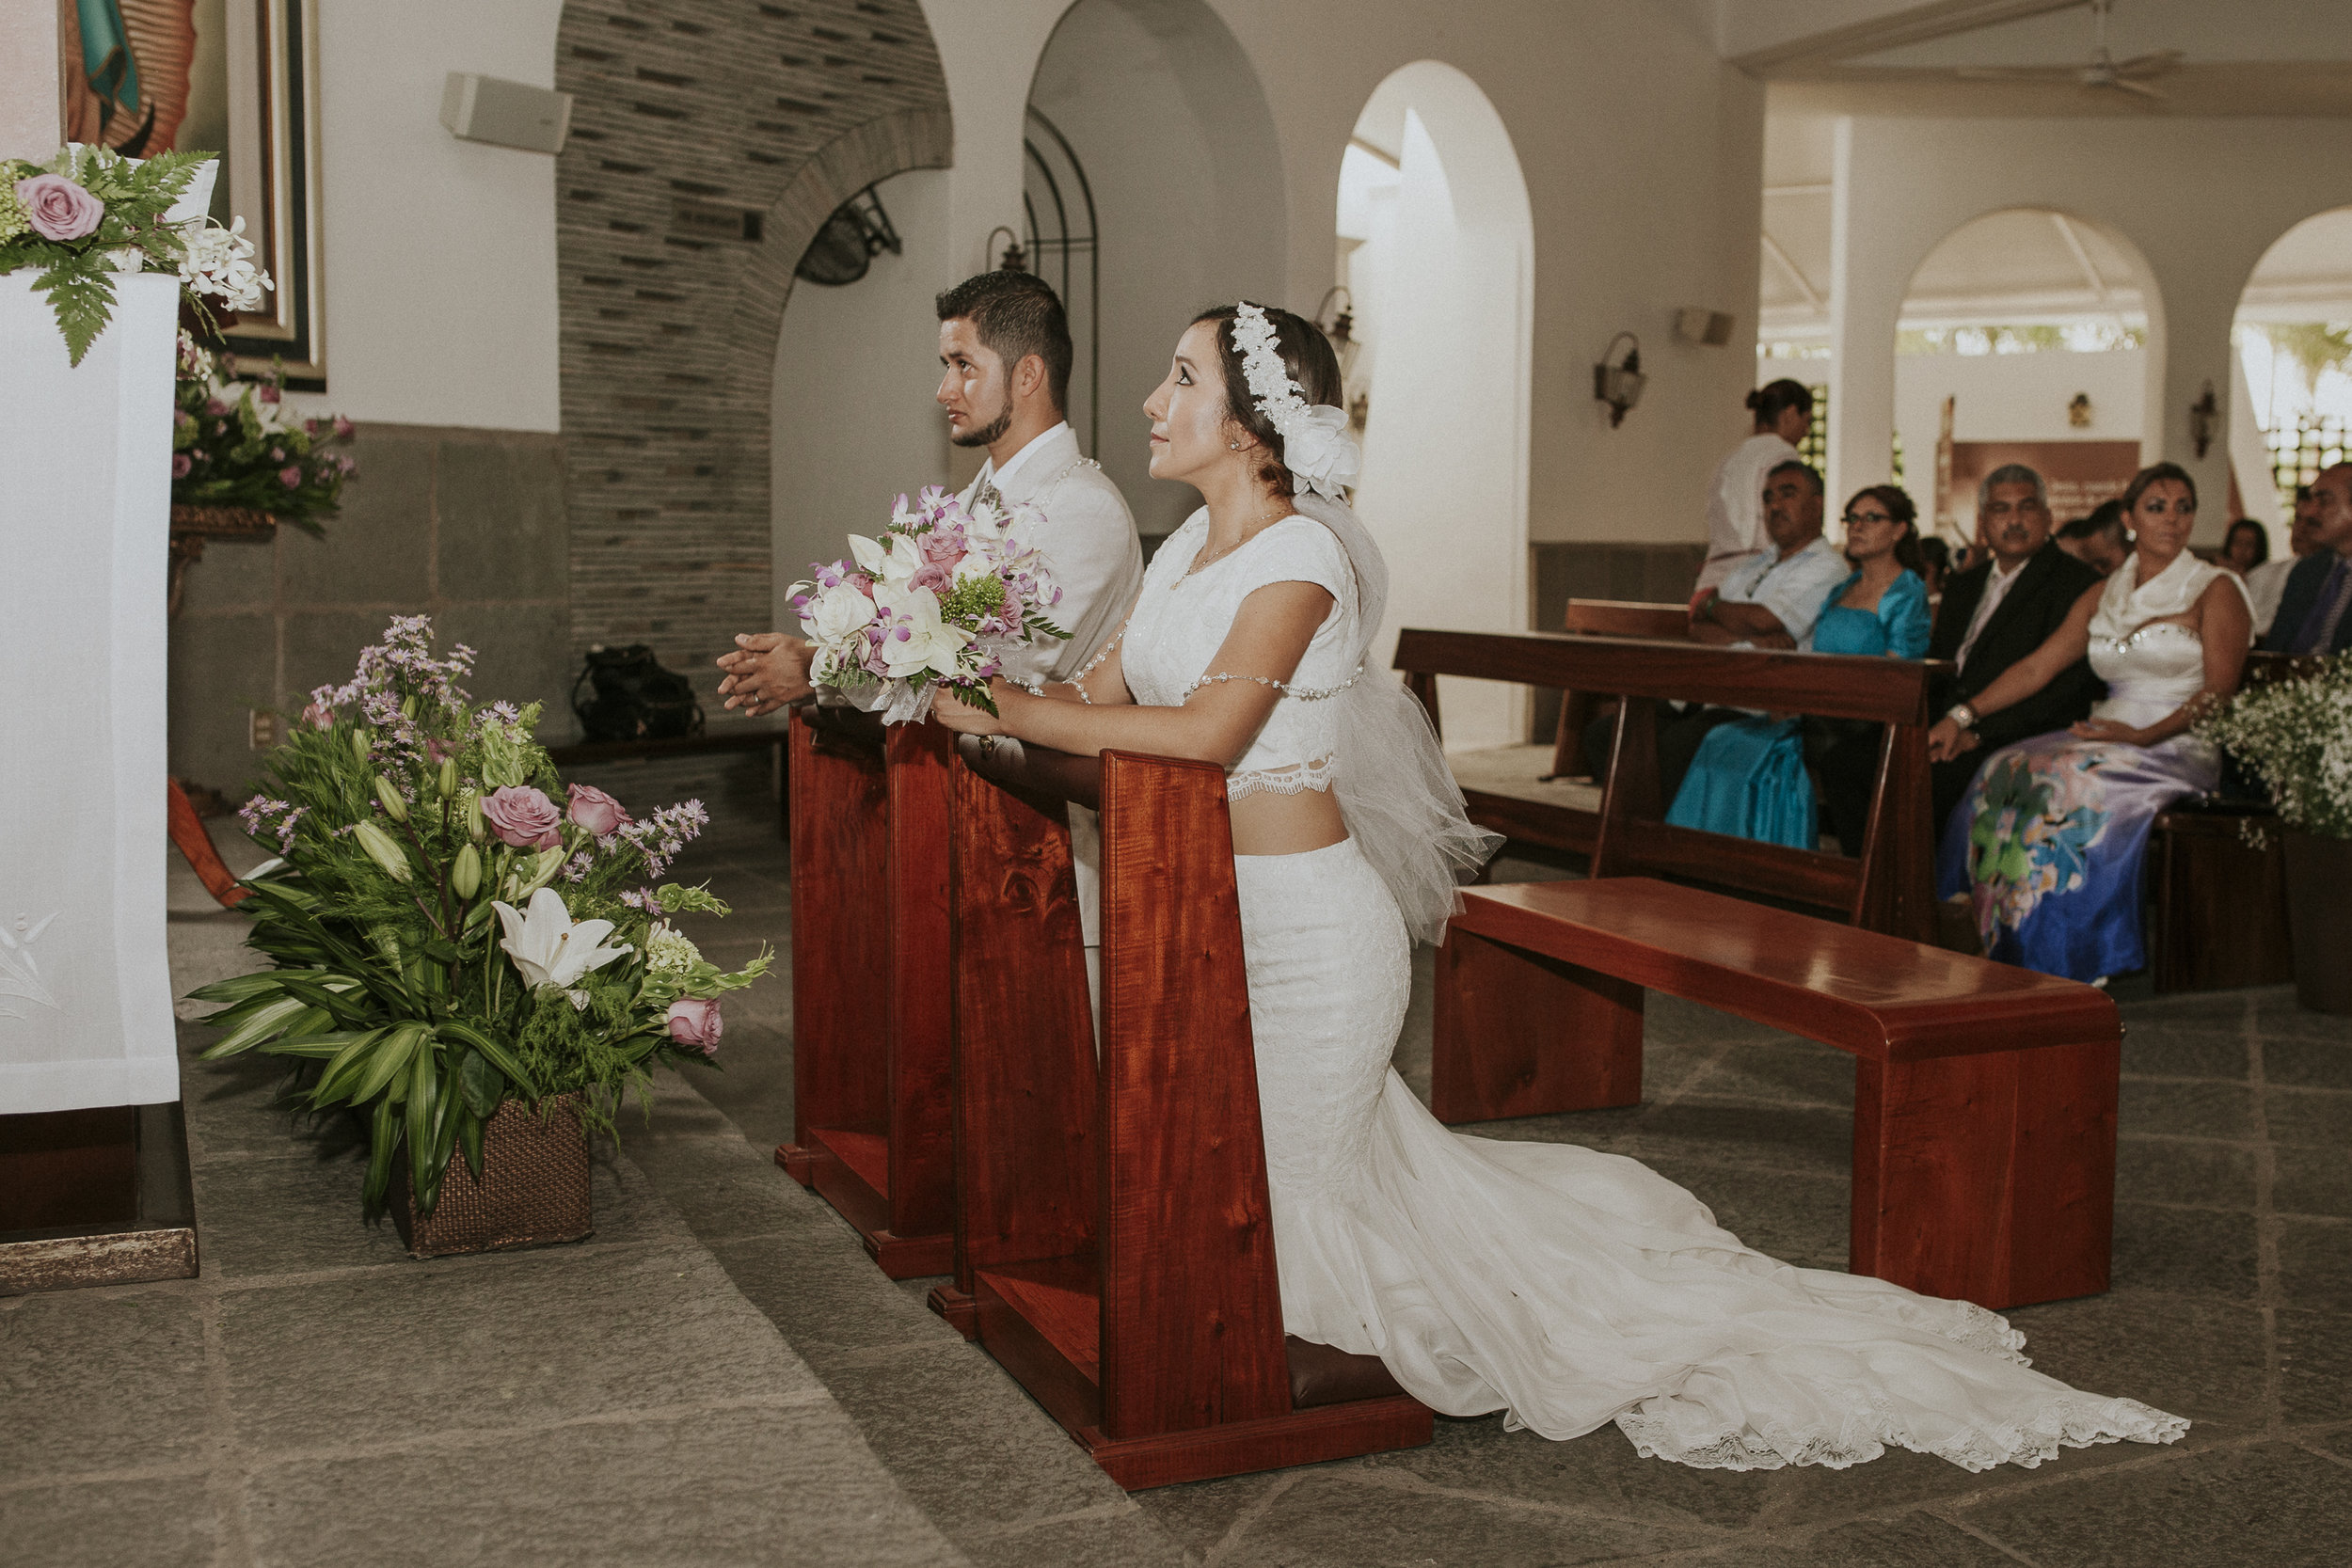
[936,270,1072,414]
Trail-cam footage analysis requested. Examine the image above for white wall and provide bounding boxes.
[282,0,564,432]
[1026,0,1285,539]
[770,169,955,628]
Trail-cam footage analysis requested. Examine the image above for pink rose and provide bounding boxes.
[567,783,628,837]
[483,784,562,849]
[260,385,280,405]
[301,701,333,730]
[278,466,302,487]
[16,175,103,242]
[333,415,354,438]
[665,997,722,1055]
[171,452,192,478]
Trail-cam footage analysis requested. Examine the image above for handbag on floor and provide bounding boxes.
[570,643,704,742]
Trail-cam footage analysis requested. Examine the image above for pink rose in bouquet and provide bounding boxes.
[665,997,723,1055]
[567,783,628,836]
[17,175,103,242]
[483,784,562,849]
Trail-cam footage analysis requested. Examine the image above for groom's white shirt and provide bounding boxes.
[958,420,1140,1005]
[960,421,1144,687]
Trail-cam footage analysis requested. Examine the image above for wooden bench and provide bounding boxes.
[1437,877,2121,1311]
[928,744,1431,1489]
[772,709,955,1277]
[1396,629,1948,942]
[1546,599,1692,781]
[546,719,793,838]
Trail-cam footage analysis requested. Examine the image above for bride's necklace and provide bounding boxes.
[1181,501,1292,585]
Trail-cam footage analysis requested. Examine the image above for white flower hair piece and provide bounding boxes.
[1230,301,1360,499]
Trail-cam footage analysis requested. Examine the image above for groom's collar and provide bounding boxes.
[980,420,1074,498]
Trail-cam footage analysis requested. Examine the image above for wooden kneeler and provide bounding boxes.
[929,748,1433,1489]
[776,709,955,1277]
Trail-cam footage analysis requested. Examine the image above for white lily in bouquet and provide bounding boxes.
[789,486,1070,723]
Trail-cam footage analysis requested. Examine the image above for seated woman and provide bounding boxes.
[1668,485,1929,851]
[1928,463,2253,983]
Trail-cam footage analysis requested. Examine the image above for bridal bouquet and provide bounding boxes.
[192,616,770,1220]
[787,486,1069,722]
[2,144,268,365]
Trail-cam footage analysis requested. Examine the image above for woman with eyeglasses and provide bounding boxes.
[1667,485,1930,852]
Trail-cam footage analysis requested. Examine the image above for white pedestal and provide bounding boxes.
[0,272,180,1113]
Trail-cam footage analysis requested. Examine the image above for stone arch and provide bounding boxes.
[553,1,952,689]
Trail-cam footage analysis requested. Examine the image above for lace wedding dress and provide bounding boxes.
[1118,506,2187,1472]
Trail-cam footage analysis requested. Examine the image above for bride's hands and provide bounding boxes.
[930,681,1008,736]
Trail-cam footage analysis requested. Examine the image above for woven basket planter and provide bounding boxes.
[391,1094,594,1259]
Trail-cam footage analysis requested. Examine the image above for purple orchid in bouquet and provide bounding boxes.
[189,615,771,1223]
[786,486,1071,723]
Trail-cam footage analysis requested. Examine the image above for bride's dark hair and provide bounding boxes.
[1192,303,1343,499]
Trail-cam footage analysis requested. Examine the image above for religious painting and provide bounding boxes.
[1945,440,2141,539]
[59,0,326,388]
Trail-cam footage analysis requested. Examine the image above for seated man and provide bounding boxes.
[2245,485,2321,638]
[2054,500,2131,578]
[1581,460,1846,801]
[2260,461,2352,656]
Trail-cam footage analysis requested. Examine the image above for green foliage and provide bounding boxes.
[171,333,355,525]
[0,145,212,365]
[2260,324,2352,395]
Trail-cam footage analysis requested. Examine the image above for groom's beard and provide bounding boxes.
[951,393,1014,450]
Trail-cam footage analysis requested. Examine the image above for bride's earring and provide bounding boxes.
[1228,439,1242,451]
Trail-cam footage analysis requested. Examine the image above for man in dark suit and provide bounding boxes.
[1916,465,2105,836]
[2260,462,2352,656]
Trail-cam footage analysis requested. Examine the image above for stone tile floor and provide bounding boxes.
[8,757,2348,1566]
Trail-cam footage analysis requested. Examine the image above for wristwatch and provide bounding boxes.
[1945,703,1979,730]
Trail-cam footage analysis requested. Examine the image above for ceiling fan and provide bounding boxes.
[1952,1,2183,101]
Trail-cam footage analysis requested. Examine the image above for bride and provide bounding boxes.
[930,301,2186,1472]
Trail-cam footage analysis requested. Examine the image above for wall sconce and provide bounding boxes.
[984,225,1027,272]
[1313,285,1360,384]
[2068,392,2093,428]
[1594,333,1644,427]
[2188,381,2218,459]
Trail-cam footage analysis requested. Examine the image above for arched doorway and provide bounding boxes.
[1343,62,1533,752]
[1025,0,1285,541]
[2233,206,2352,554]
[1893,208,2159,548]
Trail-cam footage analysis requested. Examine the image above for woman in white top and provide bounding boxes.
[1695,379,1813,594]
[934,304,2183,1471]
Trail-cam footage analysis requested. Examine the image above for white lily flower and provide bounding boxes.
[492,887,632,995]
[872,582,973,681]
[806,581,879,641]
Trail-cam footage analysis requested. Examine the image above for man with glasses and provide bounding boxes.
[1924,464,2105,835]
[2260,464,2352,657]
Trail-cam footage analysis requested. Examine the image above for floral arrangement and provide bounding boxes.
[787,485,1069,722]
[2199,653,2352,841]
[191,616,769,1219]
[172,331,355,524]
[1,144,268,365]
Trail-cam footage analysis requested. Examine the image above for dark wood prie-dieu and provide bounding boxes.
[1438,878,2122,1312]
[776,710,955,1277]
[929,747,1431,1489]
[1394,629,1947,943]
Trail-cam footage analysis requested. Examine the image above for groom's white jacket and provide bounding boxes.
[960,421,1144,687]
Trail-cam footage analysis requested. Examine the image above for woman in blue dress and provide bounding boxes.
[1928,464,2253,982]
[1668,485,1930,850]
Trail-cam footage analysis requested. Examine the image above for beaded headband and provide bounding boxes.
[1231,301,1361,499]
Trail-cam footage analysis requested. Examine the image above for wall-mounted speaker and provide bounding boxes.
[439,73,573,155]
[1676,308,1737,347]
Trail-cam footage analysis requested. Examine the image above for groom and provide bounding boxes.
[716,268,1142,711]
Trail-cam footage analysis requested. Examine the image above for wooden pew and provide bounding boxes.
[929,745,1432,1489]
[1396,629,1947,943]
[774,708,955,1277]
[1546,600,1691,780]
[1438,878,2121,1311]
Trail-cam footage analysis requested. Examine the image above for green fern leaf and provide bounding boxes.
[34,259,118,367]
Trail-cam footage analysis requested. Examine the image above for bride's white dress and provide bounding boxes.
[1117,508,2187,1471]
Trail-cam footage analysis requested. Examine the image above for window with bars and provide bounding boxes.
[1794,387,1904,491]
[2269,415,2349,510]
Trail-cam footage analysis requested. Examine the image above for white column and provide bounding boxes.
[0,274,182,1114]
[1826,118,1898,513]
[2148,282,2238,546]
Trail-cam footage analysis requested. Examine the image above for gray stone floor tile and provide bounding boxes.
[2131,991,2265,1028]
[1357,1412,1786,1530]
[1618,1101,1855,1180]
[1645,992,1790,1049]
[1680,1041,1856,1109]
[219,1243,818,1450]
[2278,1307,2352,1427]
[1201,1470,1715,1566]
[2276,1218,2352,1306]
[1953,1440,2352,1568]
[1685,1170,1851,1271]
[1747,1511,2020,1567]
[957,1506,1191,1568]
[3,1472,219,1568]
[2252,1002,2352,1046]
[1127,1467,1289,1557]
[681,1020,799,1155]
[2106,1203,2260,1298]
[2273,1143,2352,1219]
[2004,1291,2269,1433]
[179,1048,368,1165]
[809,1338,1131,1533]
[2111,1137,2256,1211]
[240,1404,964,1568]
[2115,1078,2254,1140]
[2264,1033,2352,1090]
[708,1236,961,1371]
[0,1289,213,1481]
[2265,1086,2352,1147]
[2116,1022,2249,1082]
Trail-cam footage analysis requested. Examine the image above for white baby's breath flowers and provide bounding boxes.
[176,215,270,313]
